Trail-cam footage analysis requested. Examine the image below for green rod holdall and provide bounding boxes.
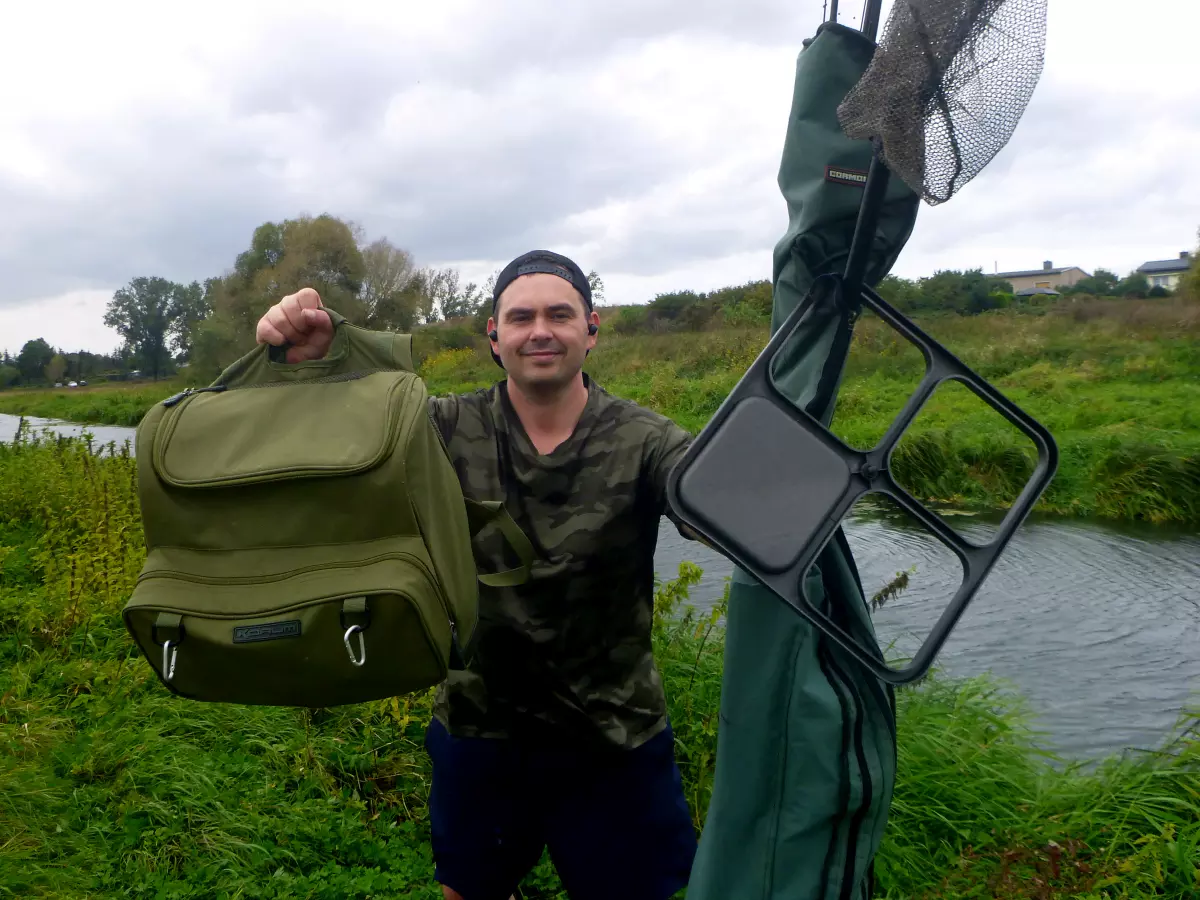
[122,312,534,708]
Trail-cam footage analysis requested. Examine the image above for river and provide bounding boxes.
[4,411,1198,761]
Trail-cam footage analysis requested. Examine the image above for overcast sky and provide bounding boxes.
[2,0,1197,356]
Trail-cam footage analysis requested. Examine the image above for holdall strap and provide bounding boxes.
[339,596,370,629]
[464,498,536,588]
[153,612,184,645]
[392,334,414,371]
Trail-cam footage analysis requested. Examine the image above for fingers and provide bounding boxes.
[256,317,289,347]
[262,304,304,345]
[254,287,333,362]
[286,341,327,363]
[256,288,324,346]
[285,308,334,362]
[281,287,322,334]
[303,306,333,336]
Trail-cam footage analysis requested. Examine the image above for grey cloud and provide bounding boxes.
[0,116,288,303]
[213,0,813,123]
[4,1,814,308]
[2,0,1196,317]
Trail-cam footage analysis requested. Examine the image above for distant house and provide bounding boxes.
[1136,252,1192,291]
[995,261,1090,293]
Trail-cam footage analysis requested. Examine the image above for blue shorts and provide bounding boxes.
[424,717,697,900]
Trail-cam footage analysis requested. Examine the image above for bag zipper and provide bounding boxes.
[162,385,227,407]
[136,549,429,586]
[138,550,450,619]
[140,549,458,642]
[161,370,391,407]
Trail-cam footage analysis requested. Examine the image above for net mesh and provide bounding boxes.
[837,0,1047,205]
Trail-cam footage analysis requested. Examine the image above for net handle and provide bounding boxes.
[860,0,883,40]
[840,0,890,302]
[828,0,883,38]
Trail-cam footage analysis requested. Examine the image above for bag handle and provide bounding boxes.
[463,499,535,587]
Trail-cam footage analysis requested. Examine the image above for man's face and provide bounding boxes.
[488,274,600,391]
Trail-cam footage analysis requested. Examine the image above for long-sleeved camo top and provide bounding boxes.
[428,374,693,750]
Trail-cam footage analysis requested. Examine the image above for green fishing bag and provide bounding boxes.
[122,313,532,708]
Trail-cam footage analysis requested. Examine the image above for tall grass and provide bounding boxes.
[2,430,1197,897]
[3,301,1198,524]
[418,300,1200,526]
[0,380,189,427]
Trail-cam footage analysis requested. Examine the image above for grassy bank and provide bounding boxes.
[3,429,1198,897]
[0,379,187,428]
[2,298,1198,525]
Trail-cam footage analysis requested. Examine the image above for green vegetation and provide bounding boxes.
[423,294,1200,527]
[0,341,133,391]
[876,269,1018,315]
[3,293,1198,526]
[0,381,188,427]
[3,426,1198,898]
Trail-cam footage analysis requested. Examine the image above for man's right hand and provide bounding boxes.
[255,288,335,363]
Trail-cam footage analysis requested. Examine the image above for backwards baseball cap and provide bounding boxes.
[491,249,592,314]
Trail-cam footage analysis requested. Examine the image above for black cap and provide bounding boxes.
[491,250,592,314]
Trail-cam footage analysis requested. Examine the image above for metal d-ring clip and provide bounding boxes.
[162,639,179,682]
[343,625,367,667]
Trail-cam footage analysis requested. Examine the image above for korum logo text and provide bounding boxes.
[233,620,302,643]
[825,165,869,186]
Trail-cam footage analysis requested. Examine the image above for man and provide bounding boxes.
[256,250,699,900]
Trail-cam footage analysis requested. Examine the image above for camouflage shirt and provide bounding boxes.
[427,374,693,750]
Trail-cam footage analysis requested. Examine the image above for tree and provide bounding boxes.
[188,215,370,377]
[417,267,465,324]
[45,354,68,384]
[234,222,285,284]
[1064,269,1119,296]
[441,278,485,321]
[1181,235,1200,301]
[910,269,1012,314]
[483,267,502,298]
[876,275,923,312]
[647,290,714,330]
[587,270,606,305]
[963,270,1013,313]
[1115,272,1149,299]
[360,238,421,331]
[168,280,211,362]
[917,270,970,313]
[0,365,18,388]
[17,338,54,385]
[104,276,178,381]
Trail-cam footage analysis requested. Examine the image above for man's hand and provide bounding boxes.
[255,288,335,363]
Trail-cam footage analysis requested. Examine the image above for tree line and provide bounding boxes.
[607,270,1018,335]
[6,218,1195,388]
[602,255,1195,337]
[0,344,133,391]
[4,214,603,387]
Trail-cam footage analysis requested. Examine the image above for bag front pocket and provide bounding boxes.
[123,539,455,707]
[152,370,417,488]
